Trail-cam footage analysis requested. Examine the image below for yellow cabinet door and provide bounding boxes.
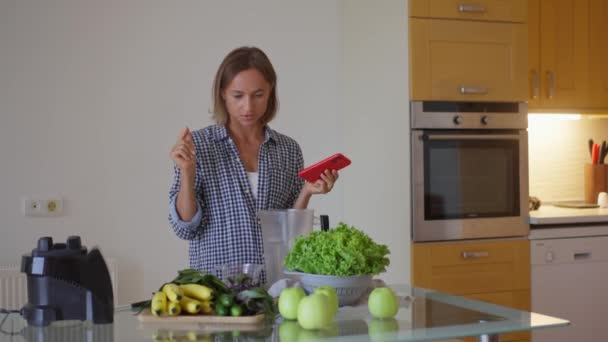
[538,0,590,109]
[528,0,541,107]
[413,240,531,342]
[589,0,608,108]
[410,0,527,23]
[410,19,528,102]
[412,239,531,295]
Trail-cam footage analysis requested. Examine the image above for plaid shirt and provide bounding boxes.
[168,125,304,279]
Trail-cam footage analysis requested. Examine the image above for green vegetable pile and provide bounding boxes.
[131,269,277,321]
[283,222,390,276]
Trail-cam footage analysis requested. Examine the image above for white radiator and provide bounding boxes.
[0,266,27,310]
[0,258,118,310]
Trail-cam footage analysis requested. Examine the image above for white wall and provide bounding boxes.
[0,0,410,304]
[341,1,410,285]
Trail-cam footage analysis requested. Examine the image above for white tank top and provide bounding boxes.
[247,171,259,200]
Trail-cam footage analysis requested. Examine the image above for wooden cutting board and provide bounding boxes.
[553,201,600,209]
[137,309,265,325]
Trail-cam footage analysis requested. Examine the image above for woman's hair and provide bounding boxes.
[212,46,278,125]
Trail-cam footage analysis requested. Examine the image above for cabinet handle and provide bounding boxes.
[574,252,591,260]
[532,70,539,99]
[459,86,488,95]
[461,251,489,259]
[547,71,554,99]
[458,4,487,13]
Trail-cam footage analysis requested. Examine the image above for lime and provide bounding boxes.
[230,304,244,317]
[215,303,228,316]
[218,293,234,307]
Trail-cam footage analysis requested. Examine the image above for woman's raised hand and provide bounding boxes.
[170,127,196,176]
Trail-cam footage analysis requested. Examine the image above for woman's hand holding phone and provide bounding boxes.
[304,169,339,195]
[298,153,350,194]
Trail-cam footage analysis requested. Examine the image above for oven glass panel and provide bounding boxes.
[424,138,519,220]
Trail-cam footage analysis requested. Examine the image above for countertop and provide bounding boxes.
[529,204,608,225]
[0,284,569,342]
[528,204,608,239]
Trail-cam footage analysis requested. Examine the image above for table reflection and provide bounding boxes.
[0,317,113,342]
[0,284,568,342]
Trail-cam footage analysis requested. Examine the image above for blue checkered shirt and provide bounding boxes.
[168,125,304,280]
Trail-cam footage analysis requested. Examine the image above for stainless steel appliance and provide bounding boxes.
[411,101,529,241]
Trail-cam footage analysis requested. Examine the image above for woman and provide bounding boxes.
[168,46,338,279]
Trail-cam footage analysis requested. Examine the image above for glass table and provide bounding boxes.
[0,284,569,342]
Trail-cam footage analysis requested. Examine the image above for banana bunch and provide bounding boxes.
[151,283,214,317]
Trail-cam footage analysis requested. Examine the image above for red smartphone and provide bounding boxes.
[298,153,351,183]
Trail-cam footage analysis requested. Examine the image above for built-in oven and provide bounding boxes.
[411,101,529,242]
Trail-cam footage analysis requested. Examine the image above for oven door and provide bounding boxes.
[412,130,529,241]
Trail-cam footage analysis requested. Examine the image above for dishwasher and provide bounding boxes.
[530,227,608,342]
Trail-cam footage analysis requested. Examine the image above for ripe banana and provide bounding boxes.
[200,301,212,314]
[162,283,184,302]
[179,296,201,314]
[167,301,182,316]
[151,291,167,317]
[179,284,213,301]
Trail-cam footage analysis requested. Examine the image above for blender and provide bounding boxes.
[258,209,316,285]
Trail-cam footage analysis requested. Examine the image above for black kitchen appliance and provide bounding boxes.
[20,236,114,326]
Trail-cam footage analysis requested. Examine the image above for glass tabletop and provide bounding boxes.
[0,284,569,342]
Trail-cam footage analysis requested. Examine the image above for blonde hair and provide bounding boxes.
[211,47,278,125]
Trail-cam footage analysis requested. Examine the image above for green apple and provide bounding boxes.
[297,293,334,330]
[314,285,339,316]
[368,318,399,342]
[278,320,302,342]
[279,287,306,320]
[368,287,399,319]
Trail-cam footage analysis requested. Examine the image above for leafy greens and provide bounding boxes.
[283,222,390,276]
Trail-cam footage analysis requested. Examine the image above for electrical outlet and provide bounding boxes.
[23,197,63,217]
[46,200,59,213]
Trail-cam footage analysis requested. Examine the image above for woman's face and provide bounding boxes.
[222,68,271,128]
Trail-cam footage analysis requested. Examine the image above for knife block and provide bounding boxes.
[584,163,608,204]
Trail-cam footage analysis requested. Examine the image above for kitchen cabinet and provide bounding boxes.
[409,0,527,23]
[409,18,528,102]
[412,239,531,342]
[589,0,608,108]
[528,0,608,111]
[409,0,528,102]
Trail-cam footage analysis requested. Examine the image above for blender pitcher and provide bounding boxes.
[258,209,315,285]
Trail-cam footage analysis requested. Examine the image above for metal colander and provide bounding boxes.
[285,271,372,306]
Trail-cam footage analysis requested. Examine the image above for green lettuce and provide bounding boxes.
[283,222,390,276]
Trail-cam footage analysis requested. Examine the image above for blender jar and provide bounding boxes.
[258,209,314,285]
